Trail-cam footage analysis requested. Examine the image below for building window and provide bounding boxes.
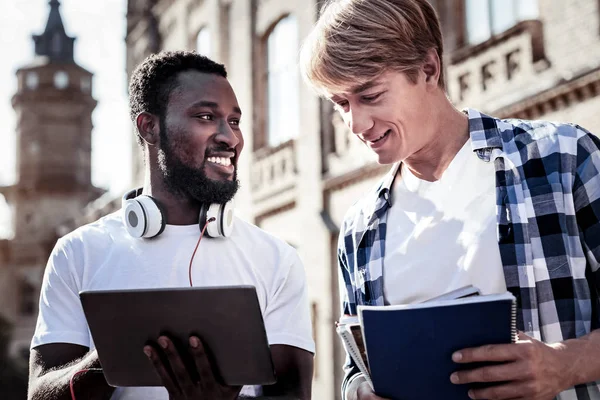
[19,281,36,316]
[465,0,538,45]
[266,15,300,147]
[53,71,69,89]
[196,27,212,58]
[26,72,39,90]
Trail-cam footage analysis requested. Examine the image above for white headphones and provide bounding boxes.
[121,188,235,239]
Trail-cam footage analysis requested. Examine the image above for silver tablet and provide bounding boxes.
[80,286,276,387]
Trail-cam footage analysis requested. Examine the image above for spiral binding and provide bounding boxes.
[510,298,518,343]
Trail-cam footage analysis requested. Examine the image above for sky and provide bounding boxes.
[0,0,132,237]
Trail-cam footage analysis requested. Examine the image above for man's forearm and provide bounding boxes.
[29,351,114,400]
[554,328,600,388]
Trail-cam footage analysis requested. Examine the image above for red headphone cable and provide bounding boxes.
[188,217,216,287]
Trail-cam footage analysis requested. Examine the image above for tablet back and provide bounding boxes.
[80,286,276,387]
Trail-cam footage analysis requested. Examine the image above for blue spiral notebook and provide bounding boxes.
[358,292,517,400]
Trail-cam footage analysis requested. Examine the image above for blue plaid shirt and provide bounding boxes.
[338,109,600,399]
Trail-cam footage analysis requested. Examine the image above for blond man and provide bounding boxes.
[300,1,600,400]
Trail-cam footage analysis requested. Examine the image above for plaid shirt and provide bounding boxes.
[338,109,600,400]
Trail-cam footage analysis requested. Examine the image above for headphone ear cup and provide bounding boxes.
[123,198,147,238]
[221,201,235,237]
[204,202,235,238]
[205,204,221,238]
[142,196,166,238]
[122,195,164,238]
[198,204,209,236]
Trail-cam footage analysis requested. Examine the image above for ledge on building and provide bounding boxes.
[450,19,546,66]
[495,65,600,120]
[251,139,297,199]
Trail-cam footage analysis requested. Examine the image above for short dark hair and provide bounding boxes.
[129,50,227,145]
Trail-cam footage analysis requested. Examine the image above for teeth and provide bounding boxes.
[372,131,388,143]
[207,157,232,166]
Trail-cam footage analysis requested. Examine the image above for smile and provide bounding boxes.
[206,156,235,177]
[207,156,232,167]
[370,130,390,144]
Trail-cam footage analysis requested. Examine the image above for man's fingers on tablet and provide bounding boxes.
[189,336,215,388]
[144,345,180,396]
[158,336,196,395]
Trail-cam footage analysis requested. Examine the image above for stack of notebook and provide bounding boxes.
[336,286,517,400]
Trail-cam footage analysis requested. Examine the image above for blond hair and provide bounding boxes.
[300,0,444,95]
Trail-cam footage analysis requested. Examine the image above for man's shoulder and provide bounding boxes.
[231,216,296,255]
[57,211,123,252]
[498,115,588,150]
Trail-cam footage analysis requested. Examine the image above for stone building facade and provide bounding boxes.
[125,1,600,398]
[0,0,103,361]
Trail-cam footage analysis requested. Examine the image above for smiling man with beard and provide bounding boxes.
[27,51,315,400]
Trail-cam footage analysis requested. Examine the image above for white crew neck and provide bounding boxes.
[161,224,202,235]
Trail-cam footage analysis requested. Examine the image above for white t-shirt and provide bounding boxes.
[383,139,507,305]
[31,211,315,399]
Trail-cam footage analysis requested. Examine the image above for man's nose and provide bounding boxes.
[345,107,374,135]
[215,121,240,148]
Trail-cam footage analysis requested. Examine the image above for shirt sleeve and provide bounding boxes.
[30,237,90,349]
[262,248,315,354]
[337,228,363,399]
[574,129,600,286]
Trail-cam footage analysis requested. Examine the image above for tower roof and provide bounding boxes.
[32,0,75,63]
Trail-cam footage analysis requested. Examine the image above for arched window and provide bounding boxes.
[266,15,300,147]
[196,27,212,57]
[54,71,69,89]
[26,72,39,90]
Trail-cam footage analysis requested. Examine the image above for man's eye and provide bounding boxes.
[229,119,240,126]
[362,92,382,102]
[197,114,213,121]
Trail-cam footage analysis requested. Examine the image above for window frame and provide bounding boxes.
[463,0,539,46]
[253,14,300,151]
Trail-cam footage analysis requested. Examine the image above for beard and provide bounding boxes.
[157,118,239,205]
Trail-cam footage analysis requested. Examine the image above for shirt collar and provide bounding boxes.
[374,108,503,201]
[376,163,400,204]
[465,108,504,152]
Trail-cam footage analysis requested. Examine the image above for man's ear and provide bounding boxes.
[136,112,160,146]
[422,48,441,87]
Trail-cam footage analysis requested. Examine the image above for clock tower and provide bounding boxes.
[0,0,103,358]
[9,0,102,245]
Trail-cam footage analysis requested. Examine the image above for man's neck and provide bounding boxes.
[403,101,469,182]
[142,173,200,226]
